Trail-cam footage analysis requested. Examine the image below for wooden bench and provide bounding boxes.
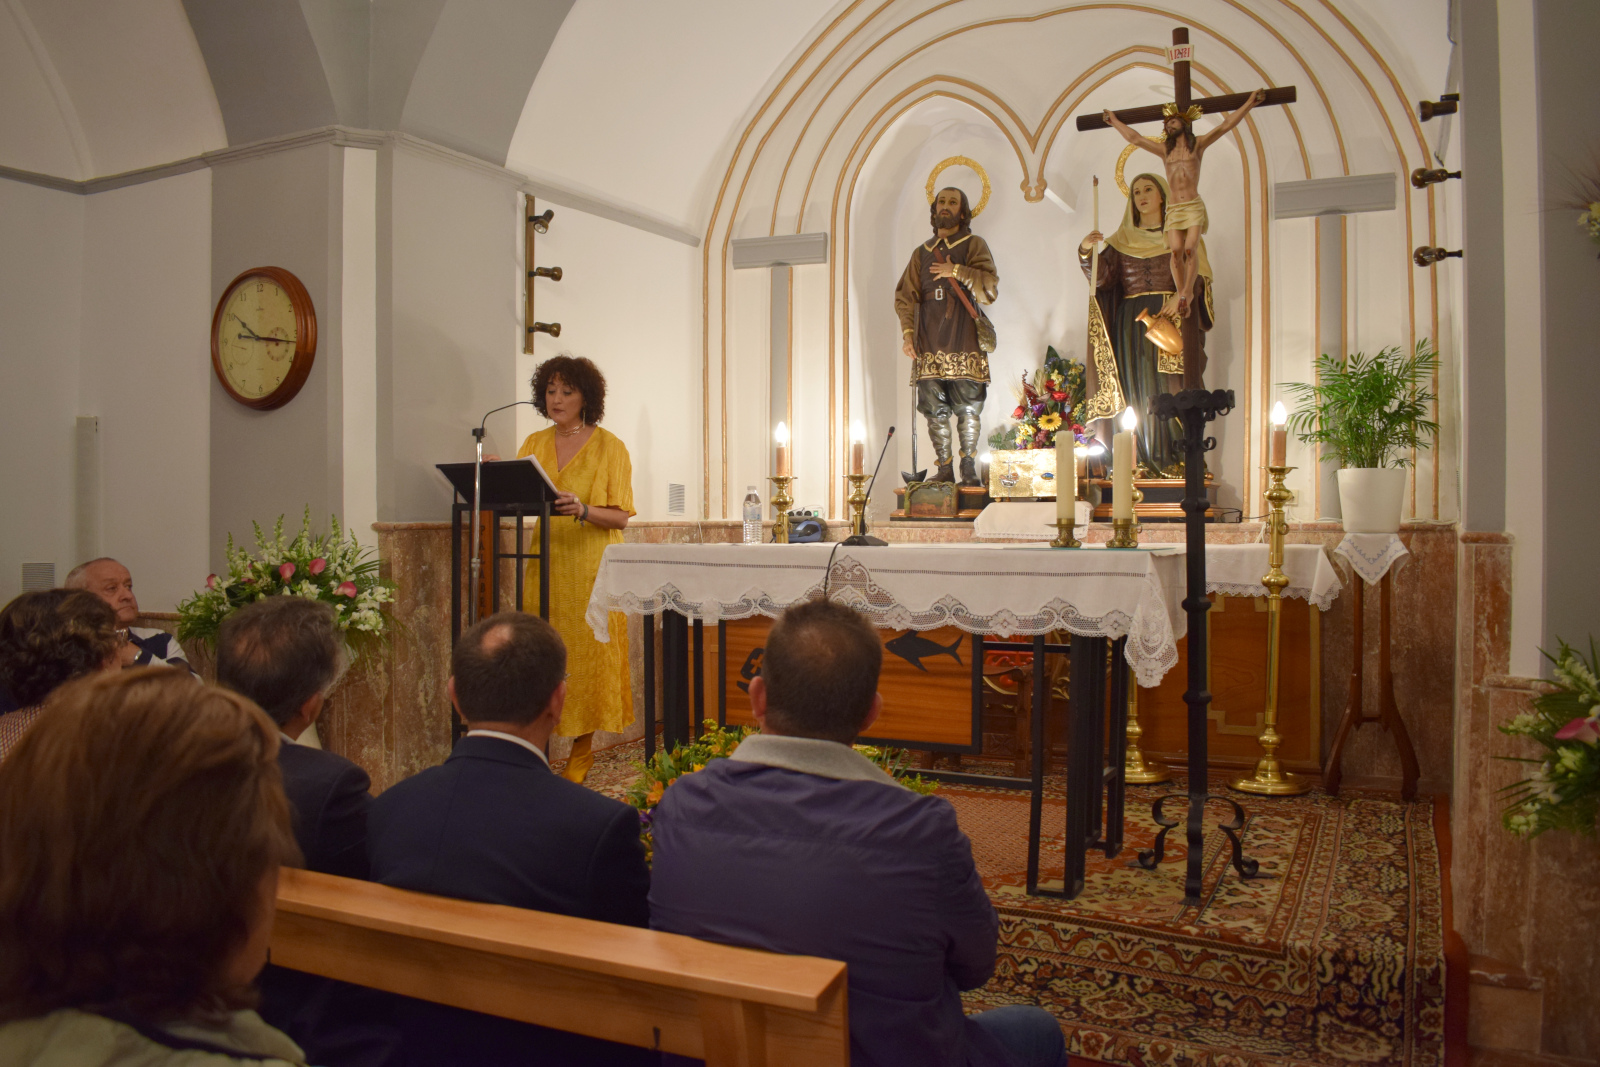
[271,868,849,1067]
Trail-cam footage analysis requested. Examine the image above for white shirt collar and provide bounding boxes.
[465,729,551,767]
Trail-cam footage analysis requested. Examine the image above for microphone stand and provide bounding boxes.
[841,427,895,546]
[469,400,536,625]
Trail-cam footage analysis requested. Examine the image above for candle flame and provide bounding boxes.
[774,421,789,445]
[1074,445,1089,456]
[850,420,865,443]
[1088,441,1106,456]
[1119,406,1137,431]
[979,452,991,464]
[1271,401,1288,426]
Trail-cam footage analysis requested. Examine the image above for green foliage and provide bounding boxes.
[1498,639,1600,837]
[1283,342,1440,469]
[175,507,393,648]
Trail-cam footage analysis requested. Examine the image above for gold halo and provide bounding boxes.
[925,156,991,218]
[1114,134,1166,196]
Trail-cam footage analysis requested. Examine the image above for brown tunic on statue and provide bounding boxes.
[894,231,998,384]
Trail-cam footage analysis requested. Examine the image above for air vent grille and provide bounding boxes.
[21,562,55,591]
[667,483,686,515]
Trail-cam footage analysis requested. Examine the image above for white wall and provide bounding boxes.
[381,145,522,522]
[0,179,83,602]
[516,203,702,521]
[80,170,212,612]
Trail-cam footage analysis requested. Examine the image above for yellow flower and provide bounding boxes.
[1014,427,1032,445]
[1039,412,1063,431]
[645,780,664,806]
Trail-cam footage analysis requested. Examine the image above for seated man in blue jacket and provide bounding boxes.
[650,600,1065,1067]
[369,610,651,1066]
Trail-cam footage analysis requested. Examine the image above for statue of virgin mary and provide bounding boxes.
[1077,172,1214,476]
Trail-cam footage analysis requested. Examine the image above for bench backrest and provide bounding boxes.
[272,868,848,1067]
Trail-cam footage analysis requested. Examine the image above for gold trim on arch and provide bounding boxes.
[703,0,1445,519]
[926,156,991,216]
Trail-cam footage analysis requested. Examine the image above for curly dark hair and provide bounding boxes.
[530,355,606,425]
[0,589,120,707]
[928,186,972,235]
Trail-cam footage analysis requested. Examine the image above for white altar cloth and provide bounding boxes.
[1204,543,1342,610]
[587,542,1187,687]
[1333,533,1409,585]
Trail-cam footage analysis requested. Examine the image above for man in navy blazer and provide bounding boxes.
[217,596,396,1066]
[368,610,651,1065]
[649,601,1066,1067]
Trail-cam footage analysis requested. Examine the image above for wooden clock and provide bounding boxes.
[210,266,317,410]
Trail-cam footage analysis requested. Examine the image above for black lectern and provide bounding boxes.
[437,457,559,636]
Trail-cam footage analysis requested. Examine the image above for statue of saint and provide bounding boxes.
[1079,172,1213,475]
[1103,90,1263,317]
[894,187,998,486]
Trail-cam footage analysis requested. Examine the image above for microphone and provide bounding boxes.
[475,399,537,442]
[840,426,894,547]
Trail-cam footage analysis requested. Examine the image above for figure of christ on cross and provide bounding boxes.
[1102,89,1264,319]
[1076,26,1295,387]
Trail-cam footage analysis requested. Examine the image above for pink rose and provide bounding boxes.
[279,562,296,581]
[1553,716,1600,745]
[205,574,219,590]
[309,557,327,576]
[337,581,358,597]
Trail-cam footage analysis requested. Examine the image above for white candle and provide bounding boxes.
[1055,430,1073,520]
[1112,406,1136,521]
[1093,175,1099,235]
[849,420,865,474]
[1270,401,1288,467]
[775,421,791,477]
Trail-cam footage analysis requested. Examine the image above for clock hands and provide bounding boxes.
[230,313,292,344]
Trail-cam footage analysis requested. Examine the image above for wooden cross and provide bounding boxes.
[1076,27,1297,389]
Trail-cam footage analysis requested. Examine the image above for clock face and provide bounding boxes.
[210,267,317,410]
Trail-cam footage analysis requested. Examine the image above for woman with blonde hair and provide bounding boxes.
[0,668,306,1065]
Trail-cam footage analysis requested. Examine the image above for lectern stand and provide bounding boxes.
[437,460,559,739]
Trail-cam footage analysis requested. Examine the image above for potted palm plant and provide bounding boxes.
[1284,342,1439,533]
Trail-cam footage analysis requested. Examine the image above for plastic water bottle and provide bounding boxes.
[742,486,762,544]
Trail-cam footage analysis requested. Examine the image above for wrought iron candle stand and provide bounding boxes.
[1136,389,1261,904]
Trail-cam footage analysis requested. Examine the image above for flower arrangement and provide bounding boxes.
[176,508,394,648]
[988,346,1089,451]
[625,721,937,859]
[1498,639,1600,837]
[1567,166,1600,257]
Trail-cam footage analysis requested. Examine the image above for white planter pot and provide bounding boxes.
[1337,467,1407,533]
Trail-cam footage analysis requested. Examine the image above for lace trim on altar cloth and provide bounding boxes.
[1206,581,1341,612]
[586,556,1180,688]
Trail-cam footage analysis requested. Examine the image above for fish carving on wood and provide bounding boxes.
[885,632,963,673]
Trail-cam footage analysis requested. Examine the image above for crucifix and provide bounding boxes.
[1074,26,1296,905]
[1076,27,1296,389]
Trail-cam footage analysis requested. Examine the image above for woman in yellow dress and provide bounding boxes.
[514,356,634,783]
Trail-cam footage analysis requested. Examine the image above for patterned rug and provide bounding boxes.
[572,741,1446,1067]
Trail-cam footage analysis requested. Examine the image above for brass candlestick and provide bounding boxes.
[1106,486,1143,549]
[846,473,869,538]
[1048,517,1081,548]
[1232,465,1310,796]
[1125,681,1172,783]
[768,475,795,544]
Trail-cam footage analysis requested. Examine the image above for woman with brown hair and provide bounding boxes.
[512,354,635,784]
[0,588,122,760]
[0,669,307,1065]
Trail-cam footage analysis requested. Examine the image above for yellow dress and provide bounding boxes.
[517,426,635,737]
